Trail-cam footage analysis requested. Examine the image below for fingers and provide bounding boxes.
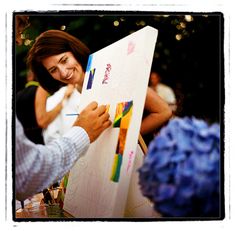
[85,101,98,111]
[99,111,110,124]
[84,101,111,124]
[88,102,112,132]
[75,101,112,143]
[97,120,112,137]
[85,102,108,116]
[102,120,112,129]
[95,105,107,116]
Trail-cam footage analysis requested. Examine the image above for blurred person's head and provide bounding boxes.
[26,70,35,82]
[149,71,177,112]
[149,71,161,88]
[27,30,90,94]
[15,15,30,46]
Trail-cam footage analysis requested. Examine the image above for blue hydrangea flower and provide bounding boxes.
[138,117,220,217]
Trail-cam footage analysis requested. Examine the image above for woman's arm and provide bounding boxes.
[35,85,74,128]
[140,87,172,135]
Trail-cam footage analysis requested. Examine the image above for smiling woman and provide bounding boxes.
[27,30,91,94]
[42,52,85,89]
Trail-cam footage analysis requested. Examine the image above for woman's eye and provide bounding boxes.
[50,68,57,74]
[61,57,68,63]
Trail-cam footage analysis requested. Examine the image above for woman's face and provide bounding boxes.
[42,51,85,87]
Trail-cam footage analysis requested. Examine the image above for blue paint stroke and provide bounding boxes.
[86,54,93,72]
[87,68,96,89]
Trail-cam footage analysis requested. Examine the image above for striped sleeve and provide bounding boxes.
[15,117,90,201]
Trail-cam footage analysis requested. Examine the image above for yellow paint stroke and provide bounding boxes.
[111,101,133,182]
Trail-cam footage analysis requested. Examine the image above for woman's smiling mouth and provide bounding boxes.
[65,70,74,80]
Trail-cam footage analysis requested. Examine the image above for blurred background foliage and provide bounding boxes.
[14,11,223,123]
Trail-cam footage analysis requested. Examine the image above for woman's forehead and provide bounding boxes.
[42,52,74,67]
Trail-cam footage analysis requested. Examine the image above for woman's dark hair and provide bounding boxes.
[27,30,90,94]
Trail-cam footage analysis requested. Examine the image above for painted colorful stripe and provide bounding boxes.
[110,154,123,182]
[85,54,93,72]
[113,101,133,128]
[87,68,96,89]
[115,128,128,155]
[110,100,133,183]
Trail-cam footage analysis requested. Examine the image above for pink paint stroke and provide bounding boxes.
[126,150,134,173]
[127,41,135,55]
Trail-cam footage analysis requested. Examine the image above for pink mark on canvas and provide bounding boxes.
[127,41,135,55]
[102,63,112,84]
[126,150,134,173]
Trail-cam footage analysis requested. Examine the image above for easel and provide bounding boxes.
[138,134,148,155]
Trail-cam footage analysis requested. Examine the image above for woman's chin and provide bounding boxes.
[67,77,77,85]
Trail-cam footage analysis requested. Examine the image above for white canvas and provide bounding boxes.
[124,144,161,218]
[63,26,158,218]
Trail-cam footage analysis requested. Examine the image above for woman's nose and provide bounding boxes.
[59,66,68,78]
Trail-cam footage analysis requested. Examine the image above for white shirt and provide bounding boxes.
[156,83,176,105]
[43,86,80,144]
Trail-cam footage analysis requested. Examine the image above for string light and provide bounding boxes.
[60,25,66,30]
[136,20,146,26]
[175,34,182,41]
[113,20,119,26]
[176,25,181,30]
[180,22,186,28]
[24,39,33,46]
[185,15,193,22]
